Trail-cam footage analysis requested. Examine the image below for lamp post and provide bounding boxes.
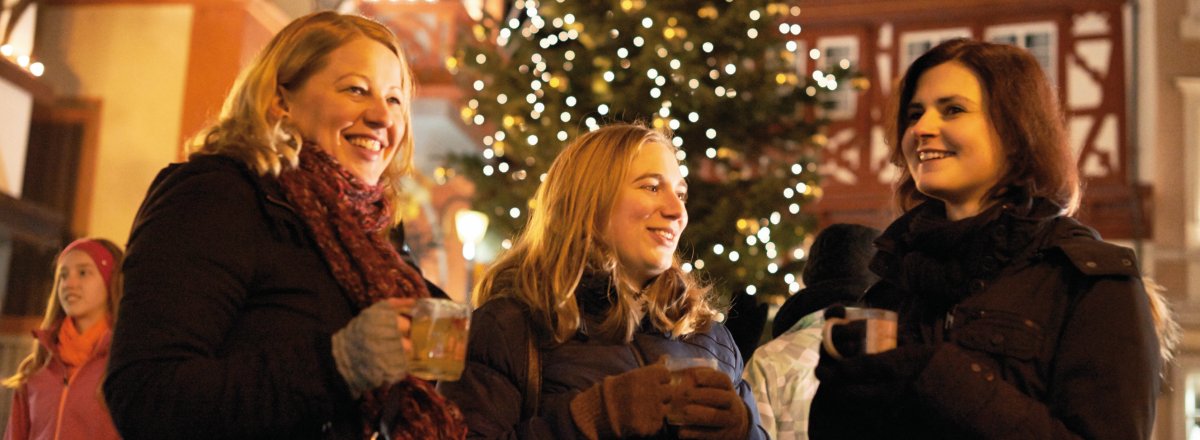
[455,209,489,305]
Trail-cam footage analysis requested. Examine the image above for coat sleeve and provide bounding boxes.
[744,319,824,440]
[437,298,581,439]
[705,322,769,440]
[3,386,30,440]
[913,275,1161,440]
[103,165,350,439]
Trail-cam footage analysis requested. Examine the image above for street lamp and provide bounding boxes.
[455,209,489,304]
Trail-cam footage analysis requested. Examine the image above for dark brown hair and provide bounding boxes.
[887,38,1080,214]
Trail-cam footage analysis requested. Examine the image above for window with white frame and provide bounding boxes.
[985,22,1058,85]
[1187,372,1200,438]
[816,36,860,120]
[898,28,972,71]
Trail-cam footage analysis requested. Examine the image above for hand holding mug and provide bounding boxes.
[669,364,750,440]
[665,356,719,425]
[331,300,412,396]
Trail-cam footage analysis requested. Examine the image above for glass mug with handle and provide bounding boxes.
[407,298,471,381]
[821,307,898,359]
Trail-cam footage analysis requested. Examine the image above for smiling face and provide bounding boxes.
[901,61,1008,220]
[281,37,407,185]
[602,142,688,288]
[57,250,110,326]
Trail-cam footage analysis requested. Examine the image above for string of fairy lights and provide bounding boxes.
[450,0,851,298]
[1,44,46,77]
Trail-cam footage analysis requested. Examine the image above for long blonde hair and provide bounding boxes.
[475,123,717,345]
[187,11,416,220]
[3,239,125,389]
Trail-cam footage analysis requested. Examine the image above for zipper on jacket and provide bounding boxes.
[265,194,293,212]
[629,341,647,367]
[53,365,84,440]
[944,305,958,332]
[51,330,107,440]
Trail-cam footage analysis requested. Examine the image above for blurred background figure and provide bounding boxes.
[722,294,769,367]
[3,238,124,440]
[743,223,879,440]
[771,224,881,340]
[439,123,767,439]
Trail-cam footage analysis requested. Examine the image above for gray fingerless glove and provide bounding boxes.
[331,301,409,398]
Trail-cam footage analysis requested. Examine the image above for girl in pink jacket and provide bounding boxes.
[4,238,123,440]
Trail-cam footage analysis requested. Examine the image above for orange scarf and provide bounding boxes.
[57,317,109,375]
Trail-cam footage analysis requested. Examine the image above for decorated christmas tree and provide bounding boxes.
[446,0,845,302]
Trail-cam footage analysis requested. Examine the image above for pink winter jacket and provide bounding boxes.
[3,329,120,440]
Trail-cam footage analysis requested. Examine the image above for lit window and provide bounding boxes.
[899,28,972,71]
[985,22,1058,85]
[816,36,860,120]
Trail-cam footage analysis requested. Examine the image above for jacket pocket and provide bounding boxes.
[951,308,1043,361]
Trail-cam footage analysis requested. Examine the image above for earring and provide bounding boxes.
[273,116,304,169]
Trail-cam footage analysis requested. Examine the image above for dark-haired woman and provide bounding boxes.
[809,38,1176,439]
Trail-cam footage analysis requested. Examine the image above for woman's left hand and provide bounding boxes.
[330,299,415,397]
[815,343,940,405]
[673,367,750,440]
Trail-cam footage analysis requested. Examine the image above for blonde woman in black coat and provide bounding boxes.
[104,12,464,439]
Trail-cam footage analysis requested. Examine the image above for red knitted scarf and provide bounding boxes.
[278,146,465,440]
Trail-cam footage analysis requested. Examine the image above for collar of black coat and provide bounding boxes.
[868,195,1064,305]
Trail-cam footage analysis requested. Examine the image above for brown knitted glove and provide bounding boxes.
[570,363,671,439]
[673,367,750,440]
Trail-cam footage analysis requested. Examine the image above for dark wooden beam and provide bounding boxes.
[792,0,1122,25]
[0,57,53,104]
[0,193,66,250]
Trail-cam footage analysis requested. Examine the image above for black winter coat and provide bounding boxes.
[104,155,443,439]
[438,279,768,439]
[810,199,1161,439]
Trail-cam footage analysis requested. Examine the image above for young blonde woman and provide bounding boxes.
[4,238,124,440]
[808,38,1175,439]
[439,123,767,439]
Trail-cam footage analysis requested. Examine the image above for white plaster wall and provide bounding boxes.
[1144,0,1200,437]
[0,79,32,197]
[36,4,193,243]
[0,1,38,198]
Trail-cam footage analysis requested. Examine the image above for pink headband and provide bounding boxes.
[59,239,116,288]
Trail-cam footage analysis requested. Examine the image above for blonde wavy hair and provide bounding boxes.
[4,239,125,389]
[474,123,718,345]
[187,11,416,217]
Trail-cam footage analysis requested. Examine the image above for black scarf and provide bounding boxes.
[871,197,1063,310]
